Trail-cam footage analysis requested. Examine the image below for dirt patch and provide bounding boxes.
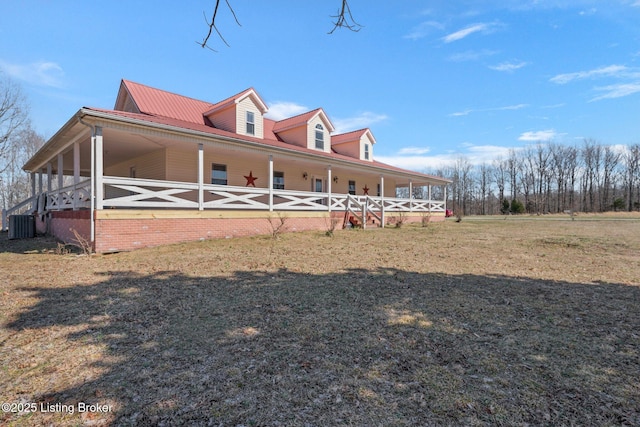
[1,217,639,425]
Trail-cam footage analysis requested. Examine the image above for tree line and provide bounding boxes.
[431,140,640,216]
[0,75,45,214]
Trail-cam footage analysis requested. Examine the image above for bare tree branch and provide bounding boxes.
[197,0,241,50]
[328,0,362,34]
[199,1,361,51]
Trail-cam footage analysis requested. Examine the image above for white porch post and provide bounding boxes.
[47,162,52,194]
[428,184,432,214]
[37,170,43,214]
[90,131,95,243]
[57,153,64,190]
[409,180,413,212]
[380,175,385,226]
[73,141,80,210]
[327,165,332,212]
[198,143,204,211]
[268,155,273,212]
[30,172,36,198]
[443,185,447,212]
[95,126,104,210]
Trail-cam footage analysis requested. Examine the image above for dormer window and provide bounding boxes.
[315,124,324,150]
[246,111,255,135]
[364,143,370,160]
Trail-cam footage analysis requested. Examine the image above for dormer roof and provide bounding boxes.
[331,128,376,145]
[204,87,268,116]
[272,108,335,134]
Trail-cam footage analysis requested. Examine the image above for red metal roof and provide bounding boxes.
[272,108,336,133]
[120,80,215,125]
[331,128,374,145]
[93,80,448,183]
[85,106,446,183]
[204,87,267,115]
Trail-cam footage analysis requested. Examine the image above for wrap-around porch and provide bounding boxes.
[4,119,448,251]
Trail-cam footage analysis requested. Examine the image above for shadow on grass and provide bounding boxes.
[4,267,640,426]
[0,231,64,254]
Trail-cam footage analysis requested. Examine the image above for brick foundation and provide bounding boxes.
[48,210,92,246]
[39,209,444,253]
[93,210,347,253]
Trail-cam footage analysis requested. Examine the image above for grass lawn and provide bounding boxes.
[1,214,639,426]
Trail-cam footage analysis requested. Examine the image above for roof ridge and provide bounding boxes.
[274,107,322,124]
[122,79,216,108]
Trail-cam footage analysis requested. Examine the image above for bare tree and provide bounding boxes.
[623,144,640,211]
[0,74,29,160]
[492,157,507,206]
[1,128,44,212]
[477,162,492,215]
[580,139,603,212]
[601,145,621,211]
[198,0,361,50]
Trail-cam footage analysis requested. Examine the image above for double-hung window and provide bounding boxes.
[364,143,370,160]
[211,164,228,185]
[273,171,285,190]
[246,111,255,136]
[348,180,356,195]
[315,124,324,150]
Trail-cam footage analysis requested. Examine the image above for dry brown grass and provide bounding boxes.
[1,214,639,426]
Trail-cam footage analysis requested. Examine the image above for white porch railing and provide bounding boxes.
[3,176,446,230]
[46,180,92,211]
[102,176,445,214]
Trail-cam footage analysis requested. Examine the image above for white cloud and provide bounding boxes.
[333,112,388,134]
[489,61,528,72]
[264,101,309,121]
[549,64,628,84]
[518,129,559,141]
[377,144,513,171]
[376,154,455,171]
[0,60,65,88]
[398,147,431,155]
[449,103,528,117]
[590,82,640,101]
[442,22,498,43]
[404,21,444,40]
[447,49,500,62]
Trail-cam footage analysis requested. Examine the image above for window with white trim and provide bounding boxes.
[211,164,227,185]
[348,180,356,195]
[246,111,255,136]
[273,171,285,189]
[315,124,324,150]
[364,143,370,160]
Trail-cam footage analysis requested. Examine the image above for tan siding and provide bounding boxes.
[105,148,166,179]
[108,145,399,199]
[236,97,264,138]
[206,106,236,132]
[333,140,360,158]
[165,147,198,182]
[276,126,307,148]
[307,115,331,152]
[361,134,374,161]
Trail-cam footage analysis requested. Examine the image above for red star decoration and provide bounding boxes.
[244,171,258,187]
[363,185,369,195]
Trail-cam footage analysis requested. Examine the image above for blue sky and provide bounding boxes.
[2,0,640,171]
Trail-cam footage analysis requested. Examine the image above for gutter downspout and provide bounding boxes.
[77,115,96,250]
